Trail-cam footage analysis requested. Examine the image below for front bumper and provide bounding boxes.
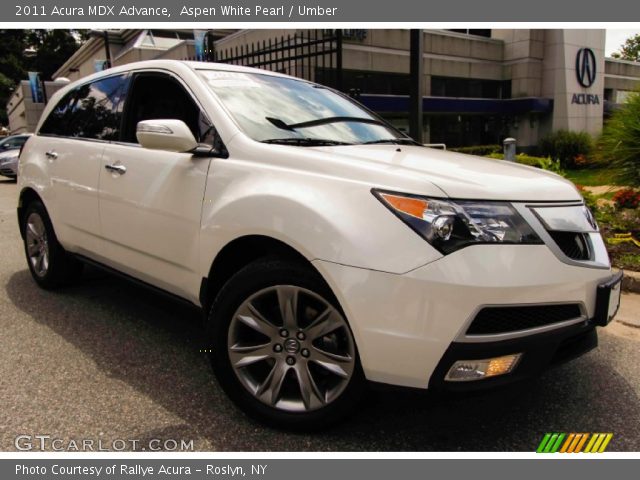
[313,244,614,389]
[429,319,598,392]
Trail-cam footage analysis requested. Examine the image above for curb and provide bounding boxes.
[617,269,640,294]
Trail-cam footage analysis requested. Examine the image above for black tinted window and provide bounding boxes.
[39,90,75,136]
[431,76,511,99]
[40,75,128,140]
[122,74,212,144]
[0,136,29,149]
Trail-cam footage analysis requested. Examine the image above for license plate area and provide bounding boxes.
[594,271,623,326]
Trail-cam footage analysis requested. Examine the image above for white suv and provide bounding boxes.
[17,60,622,429]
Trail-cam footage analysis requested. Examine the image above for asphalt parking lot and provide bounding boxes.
[1,178,639,452]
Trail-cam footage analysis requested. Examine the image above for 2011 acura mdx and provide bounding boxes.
[17,60,622,429]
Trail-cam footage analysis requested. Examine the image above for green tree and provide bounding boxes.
[0,30,28,125]
[611,33,640,62]
[25,30,84,81]
[598,90,640,187]
[0,29,86,127]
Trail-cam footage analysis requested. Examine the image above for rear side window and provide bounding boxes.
[39,90,76,137]
[40,75,128,141]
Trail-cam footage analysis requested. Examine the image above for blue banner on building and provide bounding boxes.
[27,72,43,103]
[193,29,207,61]
[94,59,108,72]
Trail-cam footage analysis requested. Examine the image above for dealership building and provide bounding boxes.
[7,28,640,152]
[6,29,228,135]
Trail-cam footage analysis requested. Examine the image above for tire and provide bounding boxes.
[208,258,365,430]
[22,200,83,289]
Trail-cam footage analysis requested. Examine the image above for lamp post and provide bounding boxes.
[409,29,424,143]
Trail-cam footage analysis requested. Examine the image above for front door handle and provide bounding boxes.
[45,150,57,160]
[105,164,127,175]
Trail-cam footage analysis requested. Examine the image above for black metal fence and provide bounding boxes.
[207,30,343,91]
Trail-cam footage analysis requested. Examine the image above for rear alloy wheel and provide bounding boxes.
[209,259,364,430]
[25,212,50,278]
[22,200,83,289]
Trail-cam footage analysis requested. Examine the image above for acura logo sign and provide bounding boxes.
[576,48,597,88]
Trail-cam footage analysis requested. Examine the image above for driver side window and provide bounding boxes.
[122,73,213,145]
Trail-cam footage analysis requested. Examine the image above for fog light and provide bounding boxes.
[445,354,522,382]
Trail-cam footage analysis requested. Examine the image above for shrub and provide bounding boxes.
[598,90,640,188]
[597,204,640,231]
[485,152,566,175]
[539,130,594,169]
[532,156,566,176]
[515,154,565,175]
[612,188,640,209]
[451,144,502,156]
[575,185,598,212]
[573,153,589,167]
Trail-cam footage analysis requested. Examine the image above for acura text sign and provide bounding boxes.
[572,47,600,105]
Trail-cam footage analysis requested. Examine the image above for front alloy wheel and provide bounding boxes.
[229,285,356,412]
[209,258,364,430]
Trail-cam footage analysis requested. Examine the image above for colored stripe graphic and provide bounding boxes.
[544,433,559,453]
[560,433,575,453]
[536,433,552,453]
[591,434,606,453]
[537,433,565,453]
[598,433,613,453]
[550,433,566,453]
[584,433,614,453]
[574,433,589,453]
[537,433,613,453]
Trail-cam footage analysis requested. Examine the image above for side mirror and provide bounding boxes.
[136,119,198,153]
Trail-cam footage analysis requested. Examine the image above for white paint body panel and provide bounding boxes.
[17,60,612,389]
[22,136,105,256]
[98,143,211,301]
[314,245,611,388]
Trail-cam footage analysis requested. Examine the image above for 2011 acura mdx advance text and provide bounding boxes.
[17,60,622,429]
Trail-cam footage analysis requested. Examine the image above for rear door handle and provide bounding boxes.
[45,150,57,160]
[105,164,127,175]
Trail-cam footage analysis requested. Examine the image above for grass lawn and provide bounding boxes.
[563,167,624,187]
[617,253,640,271]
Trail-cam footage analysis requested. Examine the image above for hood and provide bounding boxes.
[313,145,581,202]
[0,148,20,158]
[0,149,19,161]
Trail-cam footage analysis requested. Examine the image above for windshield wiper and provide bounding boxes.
[266,116,387,131]
[361,138,420,146]
[261,137,354,146]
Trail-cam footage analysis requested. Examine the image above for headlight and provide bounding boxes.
[373,190,543,254]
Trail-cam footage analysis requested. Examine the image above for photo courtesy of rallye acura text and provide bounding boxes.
[16,60,622,430]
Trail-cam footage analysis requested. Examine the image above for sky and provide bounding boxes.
[606,29,640,56]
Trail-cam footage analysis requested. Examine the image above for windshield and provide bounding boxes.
[198,70,408,145]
